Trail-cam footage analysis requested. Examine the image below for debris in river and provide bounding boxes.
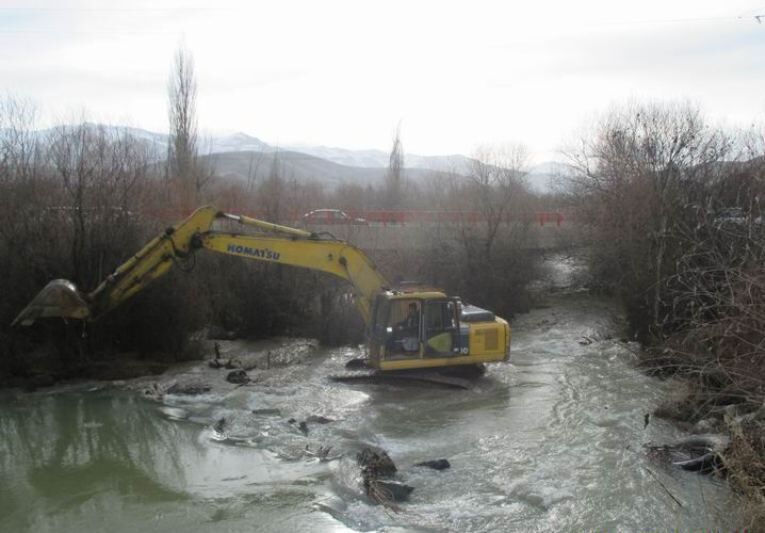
[357,446,411,507]
[287,418,310,435]
[414,459,451,470]
[165,382,211,395]
[645,434,730,474]
[305,445,336,461]
[358,447,397,477]
[644,413,650,429]
[369,480,414,502]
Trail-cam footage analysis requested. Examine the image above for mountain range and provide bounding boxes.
[9,124,567,192]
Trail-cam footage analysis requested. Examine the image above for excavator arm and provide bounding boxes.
[13,206,389,326]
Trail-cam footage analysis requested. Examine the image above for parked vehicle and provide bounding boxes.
[302,209,368,225]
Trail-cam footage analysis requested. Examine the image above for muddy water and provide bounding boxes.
[0,262,744,531]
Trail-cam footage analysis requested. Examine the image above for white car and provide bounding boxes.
[302,209,368,225]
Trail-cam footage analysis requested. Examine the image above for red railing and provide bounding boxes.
[137,206,571,227]
[343,209,568,226]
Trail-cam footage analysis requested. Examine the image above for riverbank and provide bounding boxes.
[645,351,765,529]
[0,334,320,393]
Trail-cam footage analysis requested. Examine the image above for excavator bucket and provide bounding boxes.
[12,279,91,327]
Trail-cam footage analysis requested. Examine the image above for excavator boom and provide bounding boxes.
[13,206,388,326]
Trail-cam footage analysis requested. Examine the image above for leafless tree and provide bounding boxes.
[47,122,151,285]
[259,150,285,222]
[383,124,404,208]
[567,101,733,331]
[168,45,202,210]
[466,143,530,261]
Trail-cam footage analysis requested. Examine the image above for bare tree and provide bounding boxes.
[467,143,530,261]
[168,46,200,210]
[383,124,404,208]
[47,122,152,285]
[567,101,733,331]
[259,150,285,222]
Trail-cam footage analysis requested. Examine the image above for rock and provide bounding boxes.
[357,446,397,477]
[252,408,281,416]
[414,459,451,470]
[306,415,334,424]
[369,480,414,502]
[214,417,226,433]
[166,382,211,395]
[225,370,249,385]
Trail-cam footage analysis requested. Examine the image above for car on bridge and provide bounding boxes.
[302,209,368,226]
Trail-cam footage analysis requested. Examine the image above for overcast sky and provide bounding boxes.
[1,0,764,161]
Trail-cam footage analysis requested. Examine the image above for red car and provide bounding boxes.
[302,209,368,225]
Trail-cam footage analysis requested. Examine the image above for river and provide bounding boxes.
[0,258,743,531]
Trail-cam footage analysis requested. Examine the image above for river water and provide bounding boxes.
[0,260,744,531]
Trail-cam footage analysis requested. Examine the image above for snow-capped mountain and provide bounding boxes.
[6,123,565,192]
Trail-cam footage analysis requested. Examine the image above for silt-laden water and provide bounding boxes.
[0,265,743,531]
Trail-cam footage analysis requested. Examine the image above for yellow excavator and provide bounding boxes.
[13,206,510,373]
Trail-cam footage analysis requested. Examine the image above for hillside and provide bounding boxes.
[201,150,454,188]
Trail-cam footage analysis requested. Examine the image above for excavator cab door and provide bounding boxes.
[423,298,461,357]
[369,296,424,360]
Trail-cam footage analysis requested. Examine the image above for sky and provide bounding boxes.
[1,0,764,162]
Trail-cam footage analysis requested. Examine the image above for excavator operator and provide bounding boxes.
[393,302,420,352]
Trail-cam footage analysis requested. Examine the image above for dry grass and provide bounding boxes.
[722,418,765,531]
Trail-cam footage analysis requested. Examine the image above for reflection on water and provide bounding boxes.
[0,288,746,532]
[0,391,342,533]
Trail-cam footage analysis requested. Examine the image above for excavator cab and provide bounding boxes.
[367,290,510,371]
[371,295,460,357]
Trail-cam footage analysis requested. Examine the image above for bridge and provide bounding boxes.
[144,207,579,251]
[303,210,579,251]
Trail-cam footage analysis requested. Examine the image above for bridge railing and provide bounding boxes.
[133,206,571,227]
[344,209,568,226]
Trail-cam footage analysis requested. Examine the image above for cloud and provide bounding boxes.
[0,0,763,158]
